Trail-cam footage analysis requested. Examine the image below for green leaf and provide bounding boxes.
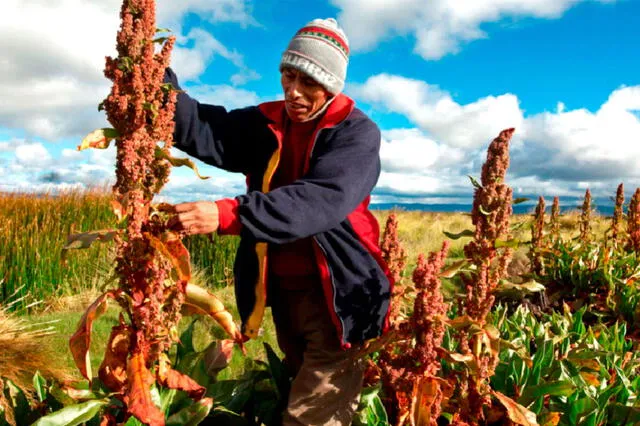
[495,239,522,249]
[177,319,197,362]
[264,342,289,401]
[32,400,108,426]
[124,416,145,426]
[155,146,210,179]
[117,56,133,73]
[33,371,47,403]
[520,380,575,404]
[156,27,172,33]
[443,229,474,240]
[468,175,482,189]
[143,102,159,119]
[166,398,213,426]
[153,37,169,44]
[513,197,531,205]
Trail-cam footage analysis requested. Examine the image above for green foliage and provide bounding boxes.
[353,385,389,426]
[184,234,239,288]
[492,305,640,425]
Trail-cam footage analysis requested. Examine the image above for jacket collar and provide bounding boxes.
[258,93,355,131]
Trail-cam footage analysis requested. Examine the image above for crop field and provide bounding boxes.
[1,1,638,425]
[2,176,639,425]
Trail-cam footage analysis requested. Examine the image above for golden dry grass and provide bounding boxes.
[0,301,70,392]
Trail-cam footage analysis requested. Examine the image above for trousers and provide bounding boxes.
[270,275,365,426]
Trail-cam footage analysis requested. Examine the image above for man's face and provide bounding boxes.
[281,67,331,122]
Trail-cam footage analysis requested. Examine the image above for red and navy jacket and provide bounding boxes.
[165,68,392,347]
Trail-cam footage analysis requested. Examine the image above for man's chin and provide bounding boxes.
[286,110,310,122]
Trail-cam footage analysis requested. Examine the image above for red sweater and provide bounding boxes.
[216,115,321,277]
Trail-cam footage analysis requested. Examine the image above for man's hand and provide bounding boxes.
[168,201,219,235]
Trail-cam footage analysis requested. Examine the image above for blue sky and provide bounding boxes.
[1,0,639,210]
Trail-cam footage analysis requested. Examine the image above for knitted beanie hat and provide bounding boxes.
[280,18,349,95]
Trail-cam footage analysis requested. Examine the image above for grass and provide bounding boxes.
[0,189,241,311]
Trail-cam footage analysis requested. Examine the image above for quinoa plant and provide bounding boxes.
[62,1,241,424]
[450,129,535,425]
[579,189,592,243]
[627,188,640,253]
[381,213,407,327]
[530,196,545,275]
[377,242,451,426]
[549,196,560,242]
[611,183,625,245]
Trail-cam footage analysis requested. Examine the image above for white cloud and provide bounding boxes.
[187,85,262,110]
[515,85,640,182]
[355,73,640,203]
[332,0,615,59]
[380,128,466,174]
[14,143,52,168]
[353,73,523,148]
[0,0,257,141]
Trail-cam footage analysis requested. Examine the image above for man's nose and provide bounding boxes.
[286,79,302,98]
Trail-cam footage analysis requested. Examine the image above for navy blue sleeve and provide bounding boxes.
[165,67,263,174]
[236,117,381,243]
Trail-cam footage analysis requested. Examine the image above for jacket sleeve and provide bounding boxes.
[236,118,381,243]
[165,67,261,174]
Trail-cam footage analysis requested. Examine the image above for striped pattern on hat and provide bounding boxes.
[280,18,349,95]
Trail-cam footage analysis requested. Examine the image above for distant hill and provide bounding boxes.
[370,203,616,216]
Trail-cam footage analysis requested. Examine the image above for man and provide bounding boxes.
[166,18,392,425]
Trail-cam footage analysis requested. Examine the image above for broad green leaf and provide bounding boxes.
[264,342,289,400]
[33,371,47,402]
[520,381,575,404]
[32,399,108,426]
[155,147,210,179]
[443,229,474,240]
[166,397,213,426]
[156,27,172,33]
[77,128,119,151]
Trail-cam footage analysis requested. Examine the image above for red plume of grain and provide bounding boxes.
[611,183,624,245]
[378,242,450,426]
[531,196,545,275]
[579,189,592,243]
[456,128,515,423]
[381,213,407,327]
[627,188,640,253]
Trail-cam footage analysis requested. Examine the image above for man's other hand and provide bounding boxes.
[168,201,219,235]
